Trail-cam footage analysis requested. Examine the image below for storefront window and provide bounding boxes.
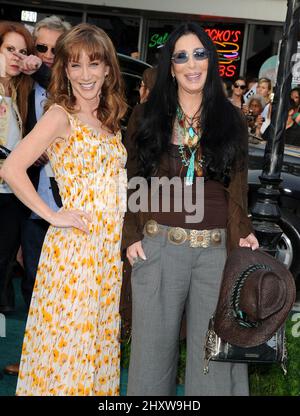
[146,20,178,65]
[203,22,244,79]
[246,24,283,79]
[146,19,244,79]
[87,14,140,57]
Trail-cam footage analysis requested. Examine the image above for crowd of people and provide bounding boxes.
[0,16,295,396]
[226,75,300,144]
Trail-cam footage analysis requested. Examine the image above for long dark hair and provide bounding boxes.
[135,22,247,179]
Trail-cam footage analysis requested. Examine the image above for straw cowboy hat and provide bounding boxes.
[214,247,296,348]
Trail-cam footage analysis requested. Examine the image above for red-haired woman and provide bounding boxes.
[0,21,35,313]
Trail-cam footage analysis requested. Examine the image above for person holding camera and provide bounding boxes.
[246,95,265,139]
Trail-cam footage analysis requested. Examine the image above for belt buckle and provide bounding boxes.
[168,227,187,245]
[189,229,222,248]
[211,229,222,245]
[190,230,210,248]
[144,220,160,237]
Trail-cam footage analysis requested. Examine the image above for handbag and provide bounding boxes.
[202,247,296,376]
[203,316,287,375]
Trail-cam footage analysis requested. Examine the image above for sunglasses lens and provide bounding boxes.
[234,84,246,90]
[36,44,48,53]
[172,52,188,64]
[193,48,209,60]
[172,48,208,64]
[36,44,55,54]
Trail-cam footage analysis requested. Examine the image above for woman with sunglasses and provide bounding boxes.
[230,76,247,109]
[0,21,35,313]
[122,22,258,396]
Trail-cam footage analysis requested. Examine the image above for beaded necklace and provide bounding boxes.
[176,105,203,185]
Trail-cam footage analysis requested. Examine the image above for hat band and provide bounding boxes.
[231,264,271,328]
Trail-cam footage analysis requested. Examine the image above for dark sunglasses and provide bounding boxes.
[36,44,55,55]
[171,47,209,64]
[234,83,247,90]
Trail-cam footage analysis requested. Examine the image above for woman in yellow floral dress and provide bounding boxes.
[0,24,127,396]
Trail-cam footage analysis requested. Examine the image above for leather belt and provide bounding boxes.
[143,220,222,248]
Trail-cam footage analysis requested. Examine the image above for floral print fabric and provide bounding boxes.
[16,105,127,396]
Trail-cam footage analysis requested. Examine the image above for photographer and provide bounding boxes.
[246,95,266,139]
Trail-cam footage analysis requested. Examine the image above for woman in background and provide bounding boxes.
[0,21,35,313]
[229,76,247,109]
[256,77,273,130]
[139,67,157,103]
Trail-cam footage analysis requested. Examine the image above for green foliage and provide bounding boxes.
[120,313,300,395]
[249,313,300,396]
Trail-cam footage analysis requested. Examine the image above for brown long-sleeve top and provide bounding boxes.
[122,104,254,253]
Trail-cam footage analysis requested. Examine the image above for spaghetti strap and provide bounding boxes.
[47,104,75,127]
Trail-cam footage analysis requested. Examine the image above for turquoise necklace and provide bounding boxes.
[176,105,202,186]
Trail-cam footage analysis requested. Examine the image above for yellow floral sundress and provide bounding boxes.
[16,105,127,396]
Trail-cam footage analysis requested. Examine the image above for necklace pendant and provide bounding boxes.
[188,126,195,138]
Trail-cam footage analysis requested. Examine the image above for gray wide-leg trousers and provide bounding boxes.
[127,228,249,396]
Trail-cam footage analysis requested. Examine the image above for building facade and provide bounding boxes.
[1,0,288,80]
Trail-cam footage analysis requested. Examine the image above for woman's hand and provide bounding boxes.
[127,241,146,266]
[49,209,92,234]
[255,114,264,129]
[13,52,42,75]
[239,233,259,250]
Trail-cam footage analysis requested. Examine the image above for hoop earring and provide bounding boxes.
[67,79,72,97]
